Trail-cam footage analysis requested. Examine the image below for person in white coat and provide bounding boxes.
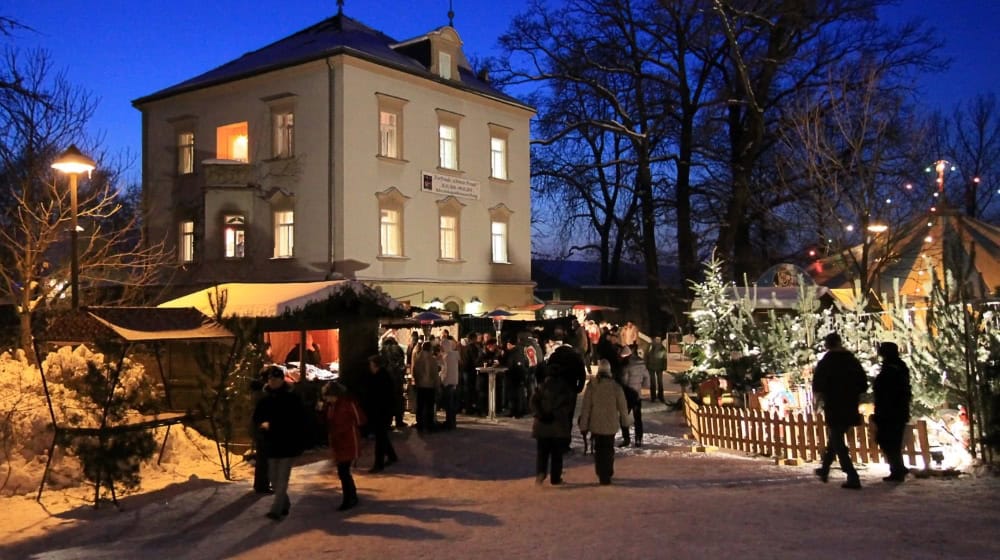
[439,335,461,429]
[578,359,632,485]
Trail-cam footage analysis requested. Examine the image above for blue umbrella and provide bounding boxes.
[412,310,445,324]
[485,309,514,318]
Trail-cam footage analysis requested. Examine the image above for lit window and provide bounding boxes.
[177,132,195,175]
[491,220,508,263]
[380,208,401,256]
[223,215,246,258]
[216,122,249,162]
[379,110,399,158]
[438,51,452,79]
[274,210,294,258]
[272,112,294,158]
[376,93,407,160]
[440,215,458,259]
[439,124,457,169]
[491,136,507,180]
[179,220,195,263]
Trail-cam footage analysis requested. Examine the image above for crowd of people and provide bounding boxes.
[249,319,914,520]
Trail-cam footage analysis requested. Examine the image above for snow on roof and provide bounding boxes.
[158,281,348,318]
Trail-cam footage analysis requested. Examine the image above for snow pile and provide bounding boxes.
[0,348,243,497]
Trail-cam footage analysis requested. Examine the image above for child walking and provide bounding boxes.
[322,381,366,511]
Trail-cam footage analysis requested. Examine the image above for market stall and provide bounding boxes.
[32,306,237,506]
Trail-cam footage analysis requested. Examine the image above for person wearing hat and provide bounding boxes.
[812,332,868,490]
[578,359,632,485]
[322,381,365,510]
[872,342,912,482]
[253,365,308,519]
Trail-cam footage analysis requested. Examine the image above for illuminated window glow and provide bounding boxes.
[216,122,249,162]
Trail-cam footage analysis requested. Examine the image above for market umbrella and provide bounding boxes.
[413,310,446,324]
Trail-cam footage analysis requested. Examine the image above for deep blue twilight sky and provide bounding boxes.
[6,0,999,185]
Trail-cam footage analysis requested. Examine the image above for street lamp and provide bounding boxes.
[51,145,96,310]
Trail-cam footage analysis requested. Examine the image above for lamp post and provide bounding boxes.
[51,145,96,310]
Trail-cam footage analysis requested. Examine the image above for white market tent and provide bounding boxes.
[158,280,346,318]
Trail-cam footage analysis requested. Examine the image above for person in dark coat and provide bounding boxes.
[252,365,308,519]
[545,341,588,452]
[249,369,272,494]
[530,367,576,485]
[362,355,400,473]
[812,333,869,490]
[872,342,912,482]
[379,336,408,429]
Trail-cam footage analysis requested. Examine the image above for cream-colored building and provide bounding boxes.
[133,11,535,313]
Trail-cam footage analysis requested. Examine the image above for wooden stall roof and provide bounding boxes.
[38,306,235,345]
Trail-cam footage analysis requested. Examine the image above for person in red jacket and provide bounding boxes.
[322,381,366,511]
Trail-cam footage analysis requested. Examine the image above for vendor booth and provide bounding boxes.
[160,280,404,444]
[31,306,237,506]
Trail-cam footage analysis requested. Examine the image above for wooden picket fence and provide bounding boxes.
[682,394,934,469]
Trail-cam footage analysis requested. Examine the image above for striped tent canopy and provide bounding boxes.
[808,205,1000,303]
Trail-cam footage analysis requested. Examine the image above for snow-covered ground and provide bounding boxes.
[1,403,998,560]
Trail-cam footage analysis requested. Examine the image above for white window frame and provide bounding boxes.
[177,131,195,175]
[437,196,465,261]
[223,214,246,259]
[375,187,410,258]
[379,111,399,158]
[273,210,294,258]
[490,137,507,180]
[438,51,452,79]
[488,123,512,181]
[489,204,513,264]
[439,124,458,170]
[491,221,508,264]
[179,220,195,263]
[272,111,294,159]
[376,93,408,160]
[436,109,463,171]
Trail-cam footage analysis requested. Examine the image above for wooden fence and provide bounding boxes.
[682,394,933,469]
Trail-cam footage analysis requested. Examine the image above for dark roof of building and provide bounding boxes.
[532,259,682,289]
[133,13,530,110]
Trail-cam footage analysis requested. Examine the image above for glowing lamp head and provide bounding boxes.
[867,223,888,234]
[935,161,946,173]
[51,145,96,175]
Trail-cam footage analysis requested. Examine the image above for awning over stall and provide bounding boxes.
[38,306,235,344]
[158,281,346,318]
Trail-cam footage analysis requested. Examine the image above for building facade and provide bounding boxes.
[133,12,535,313]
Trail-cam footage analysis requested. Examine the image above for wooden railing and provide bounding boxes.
[682,394,933,469]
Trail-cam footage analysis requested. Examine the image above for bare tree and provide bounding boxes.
[781,64,927,302]
[709,0,941,280]
[940,94,1000,220]
[0,48,172,351]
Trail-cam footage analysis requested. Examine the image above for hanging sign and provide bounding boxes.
[421,171,480,200]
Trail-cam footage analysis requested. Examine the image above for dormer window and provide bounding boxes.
[438,52,452,79]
